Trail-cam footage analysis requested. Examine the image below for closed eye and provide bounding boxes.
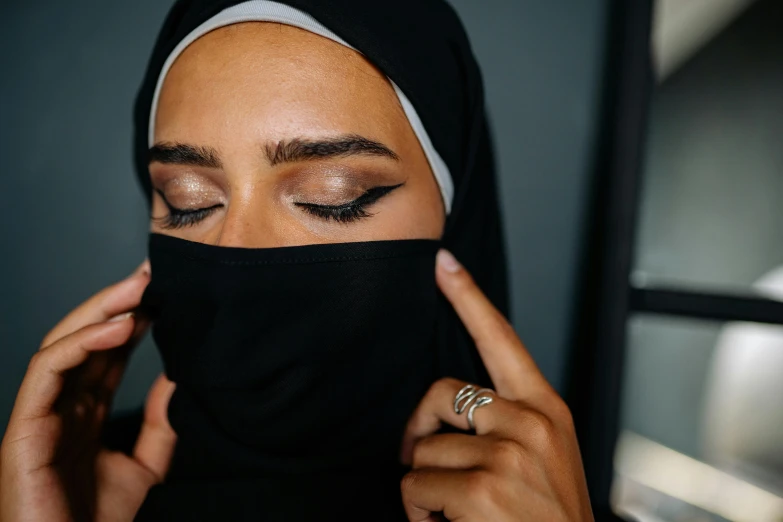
[294,183,403,223]
[151,189,222,230]
[151,183,404,229]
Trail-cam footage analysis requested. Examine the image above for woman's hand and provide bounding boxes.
[0,262,177,522]
[400,250,593,522]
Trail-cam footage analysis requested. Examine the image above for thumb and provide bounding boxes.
[133,374,177,483]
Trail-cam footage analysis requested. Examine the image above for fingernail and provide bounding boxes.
[139,259,151,277]
[108,311,134,323]
[130,259,151,278]
[436,249,461,273]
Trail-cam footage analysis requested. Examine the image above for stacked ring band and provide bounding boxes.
[453,384,495,430]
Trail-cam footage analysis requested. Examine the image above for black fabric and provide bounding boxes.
[131,1,508,520]
[137,236,439,520]
[146,235,440,474]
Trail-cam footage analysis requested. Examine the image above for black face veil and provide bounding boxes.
[132,1,508,520]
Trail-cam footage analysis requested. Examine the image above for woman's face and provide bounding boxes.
[150,23,445,248]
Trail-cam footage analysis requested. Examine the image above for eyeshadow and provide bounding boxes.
[278,163,404,207]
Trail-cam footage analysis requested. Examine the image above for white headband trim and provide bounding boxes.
[148,0,454,213]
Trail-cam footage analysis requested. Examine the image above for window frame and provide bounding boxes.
[564,1,783,520]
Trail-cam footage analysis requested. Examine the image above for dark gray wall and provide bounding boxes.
[449,0,606,392]
[0,1,607,431]
[0,0,176,427]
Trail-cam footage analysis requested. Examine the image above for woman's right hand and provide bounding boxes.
[0,262,177,522]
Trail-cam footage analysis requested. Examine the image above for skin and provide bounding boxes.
[149,22,444,246]
[0,23,592,521]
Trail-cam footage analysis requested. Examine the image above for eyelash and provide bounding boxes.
[152,183,403,229]
[153,197,222,230]
[294,184,403,224]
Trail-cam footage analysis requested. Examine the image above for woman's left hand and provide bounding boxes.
[400,250,593,522]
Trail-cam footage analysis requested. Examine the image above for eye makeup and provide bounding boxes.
[149,171,226,230]
[150,163,407,229]
[278,163,406,224]
[152,189,223,229]
[162,174,219,208]
[294,183,404,223]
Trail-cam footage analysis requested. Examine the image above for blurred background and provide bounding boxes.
[1,1,781,521]
[613,0,783,521]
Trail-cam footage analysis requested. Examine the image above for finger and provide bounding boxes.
[40,260,150,349]
[77,323,144,395]
[90,313,152,395]
[435,249,552,400]
[401,378,518,464]
[412,433,536,484]
[411,433,489,470]
[133,374,177,483]
[10,315,136,423]
[401,469,485,522]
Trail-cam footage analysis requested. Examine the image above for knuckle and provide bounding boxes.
[410,437,434,467]
[26,351,45,373]
[520,409,556,449]
[40,331,57,350]
[429,377,460,399]
[464,470,499,508]
[491,439,527,473]
[399,471,422,497]
[476,311,516,348]
[548,396,575,429]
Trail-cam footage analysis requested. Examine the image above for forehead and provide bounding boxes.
[154,22,410,146]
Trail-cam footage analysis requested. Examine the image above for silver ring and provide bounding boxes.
[453,384,477,413]
[467,395,494,430]
[454,385,493,414]
[453,384,495,430]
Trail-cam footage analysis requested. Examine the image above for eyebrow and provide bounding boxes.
[148,135,399,169]
[265,135,399,165]
[148,143,222,169]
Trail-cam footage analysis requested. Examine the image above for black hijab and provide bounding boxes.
[131,1,508,519]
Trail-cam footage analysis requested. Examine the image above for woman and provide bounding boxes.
[0,1,592,520]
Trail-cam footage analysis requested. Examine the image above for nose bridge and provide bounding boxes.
[215,182,280,249]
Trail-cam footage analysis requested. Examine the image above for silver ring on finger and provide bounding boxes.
[467,395,494,430]
[453,384,495,430]
[454,384,478,413]
[454,385,494,414]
